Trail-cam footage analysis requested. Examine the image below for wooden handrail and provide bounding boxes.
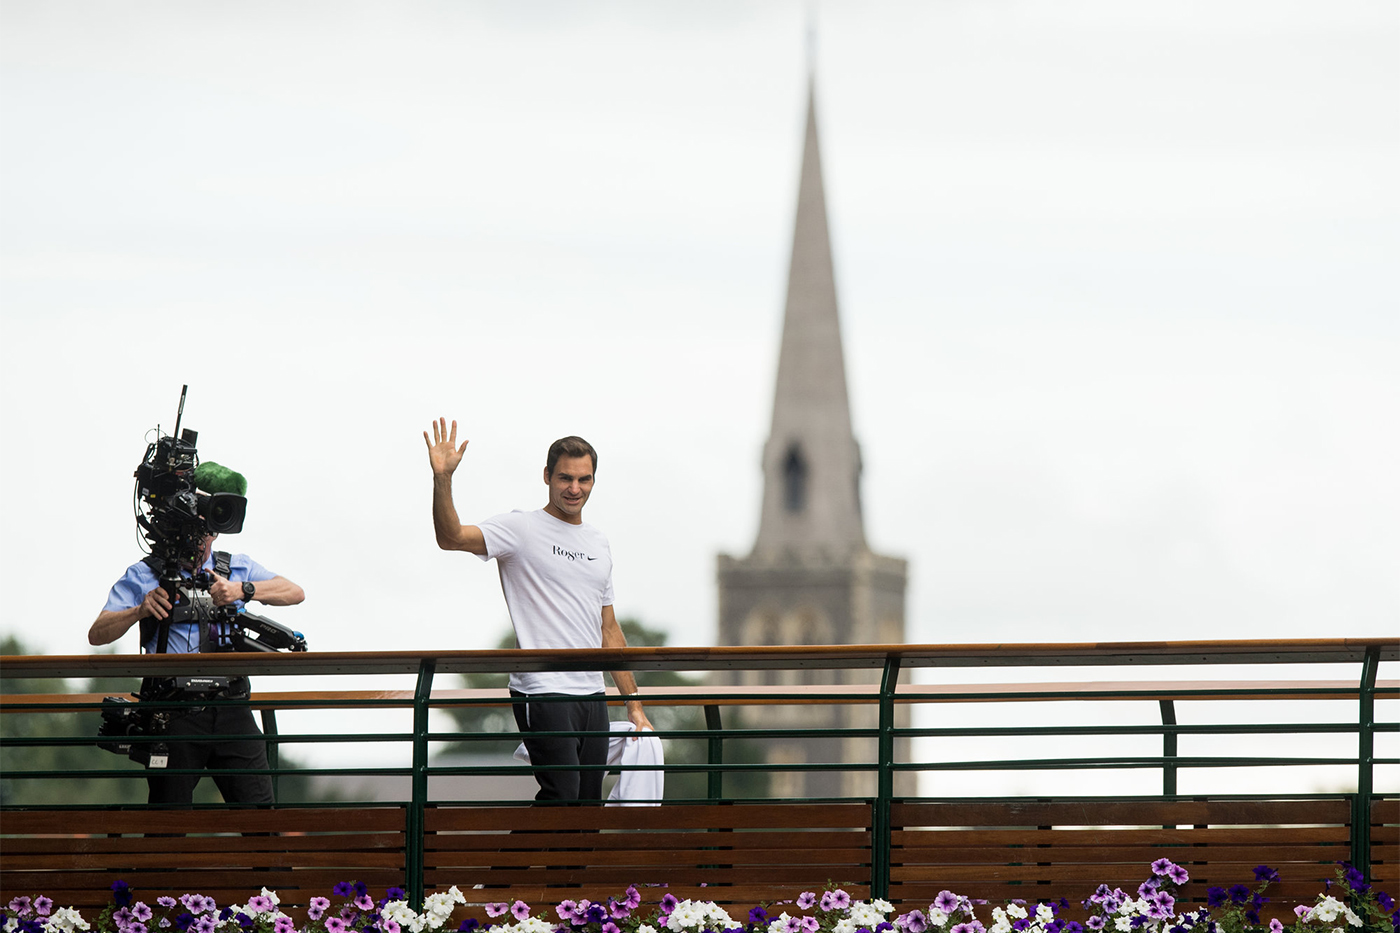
[1,636,1396,679]
[5,679,1396,712]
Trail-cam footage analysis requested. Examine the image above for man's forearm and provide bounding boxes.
[246,576,304,607]
[432,474,464,548]
[89,608,140,646]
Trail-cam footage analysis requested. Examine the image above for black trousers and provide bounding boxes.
[511,691,608,802]
[146,705,273,806]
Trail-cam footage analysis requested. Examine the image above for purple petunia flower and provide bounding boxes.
[512,901,532,922]
[1086,918,1105,931]
[1151,859,1175,878]
[333,883,354,898]
[797,894,817,911]
[950,923,984,933]
[128,924,148,933]
[602,924,620,933]
[556,901,578,922]
[112,882,134,908]
[1377,892,1396,913]
[157,899,177,910]
[1167,865,1189,886]
[34,898,53,918]
[624,889,641,911]
[459,921,479,933]
[802,918,820,933]
[1269,921,1283,933]
[900,911,928,933]
[750,908,770,925]
[485,904,509,919]
[193,917,218,933]
[249,897,275,915]
[384,922,401,933]
[1063,923,1084,933]
[275,917,296,933]
[133,903,155,922]
[660,895,679,917]
[9,898,33,916]
[1227,886,1250,905]
[934,892,960,915]
[327,918,348,933]
[1145,893,1175,921]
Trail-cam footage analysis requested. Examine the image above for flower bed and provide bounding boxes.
[4,863,1397,933]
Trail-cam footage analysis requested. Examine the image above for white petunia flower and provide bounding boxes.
[46,909,91,933]
[1006,905,1027,921]
[927,908,950,927]
[1036,905,1055,923]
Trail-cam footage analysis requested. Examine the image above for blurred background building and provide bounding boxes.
[716,81,911,799]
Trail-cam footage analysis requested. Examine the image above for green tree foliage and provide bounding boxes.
[1,633,329,806]
[439,619,769,799]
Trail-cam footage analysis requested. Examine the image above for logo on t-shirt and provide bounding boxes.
[551,544,596,562]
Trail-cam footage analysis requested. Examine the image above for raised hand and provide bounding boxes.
[425,417,469,477]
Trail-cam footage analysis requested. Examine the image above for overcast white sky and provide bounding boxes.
[2,2,1396,678]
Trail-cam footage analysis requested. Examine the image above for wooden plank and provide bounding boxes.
[425,829,868,852]
[890,844,1350,864]
[425,847,872,869]
[892,798,1350,826]
[0,807,407,835]
[1,833,406,854]
[14,850,406,870]
[891,826,1351,846]
[426,804,870,832]
[8,678,1394,715]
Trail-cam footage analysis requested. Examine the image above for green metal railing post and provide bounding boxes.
[705,704,724,801]
[873,654,901,899]
[1159,700,1177,797]
[1352,646,1379,876]
[408,658,436,907]
[259,709,280,803]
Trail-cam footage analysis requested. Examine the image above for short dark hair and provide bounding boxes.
[546,436,598,477]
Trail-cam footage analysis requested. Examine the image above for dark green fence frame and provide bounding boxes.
[2,638,1397,904]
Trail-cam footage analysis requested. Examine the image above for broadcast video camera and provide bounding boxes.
[133,386,307,655]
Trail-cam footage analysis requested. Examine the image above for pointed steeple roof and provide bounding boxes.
[751,81,866,559]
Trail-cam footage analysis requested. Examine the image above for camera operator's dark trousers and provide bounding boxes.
[146,705,273,806]
[511,691,608,802]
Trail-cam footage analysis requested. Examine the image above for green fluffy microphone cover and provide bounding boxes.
[193,461,247,497]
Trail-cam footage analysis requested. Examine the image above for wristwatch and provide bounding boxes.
[241,581,256,602]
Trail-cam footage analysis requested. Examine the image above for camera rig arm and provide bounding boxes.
[229,610,308,652]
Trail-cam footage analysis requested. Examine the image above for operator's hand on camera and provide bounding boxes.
[140,586,173,620]
[208,573,242,607]
[425,417,468,477]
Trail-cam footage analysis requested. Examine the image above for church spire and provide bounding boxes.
[751,81,866,558]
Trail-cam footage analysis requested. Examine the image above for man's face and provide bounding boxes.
[544,454,595,520]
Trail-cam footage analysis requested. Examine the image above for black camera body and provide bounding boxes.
[135,430,247,573]
[96,695,171,767]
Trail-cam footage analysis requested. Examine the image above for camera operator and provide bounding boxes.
[89,466,304,806]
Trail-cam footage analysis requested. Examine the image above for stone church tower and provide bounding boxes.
[716,81,909,799]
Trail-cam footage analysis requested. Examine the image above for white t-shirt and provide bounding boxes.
[476,508,614,695]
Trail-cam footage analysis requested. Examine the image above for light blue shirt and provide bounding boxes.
[103,553,277,654]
